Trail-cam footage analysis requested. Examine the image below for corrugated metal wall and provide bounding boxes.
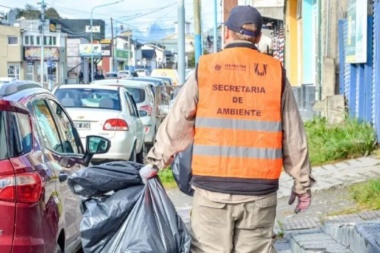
[339,0,380,140]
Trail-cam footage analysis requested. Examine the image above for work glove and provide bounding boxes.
[288,190,312,214]
[139,164,158,184]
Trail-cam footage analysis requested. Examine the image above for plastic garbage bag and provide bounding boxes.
[80,185,144,253]
[172,144,194,196]
[70,161,191,253]
[67,161,143,198]
[102,178,191,253]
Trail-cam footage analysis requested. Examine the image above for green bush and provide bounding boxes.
[349,179,380,210]
[304,116,377,166]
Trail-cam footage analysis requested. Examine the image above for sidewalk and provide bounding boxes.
[168,156,380,252]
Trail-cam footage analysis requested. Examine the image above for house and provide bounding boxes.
[0,24,23,80]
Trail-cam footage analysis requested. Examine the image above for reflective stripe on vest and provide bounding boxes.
[193,47,283,180]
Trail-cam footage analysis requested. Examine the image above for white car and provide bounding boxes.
[117,70,132,78]
[92,79,159,150]
[0,77,18,84]
[53,84,145,163]
[135,69,150,77]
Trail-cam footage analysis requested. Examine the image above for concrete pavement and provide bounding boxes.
[168,156,380,252]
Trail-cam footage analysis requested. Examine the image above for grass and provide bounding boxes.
[158,168,177,189]
[326,179,380,217]
[304,116,377,166]
[349,179,380,210]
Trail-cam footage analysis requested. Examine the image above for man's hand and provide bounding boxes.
[288,190,311,214]
[139,164,158,184]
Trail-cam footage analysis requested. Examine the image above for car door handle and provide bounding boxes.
[59,171,69,183]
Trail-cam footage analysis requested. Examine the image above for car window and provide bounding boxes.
[128,93,140,117]
[55,88,121,110]
[125,87,145,103]
[48,99,83,154]
[124,91,137,117]
[32,99,64,153]
[6,111,33,158]
[0,111,6,160]
[146,87,154,103]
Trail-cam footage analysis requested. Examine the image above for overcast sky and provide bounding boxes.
[1,0,222,32]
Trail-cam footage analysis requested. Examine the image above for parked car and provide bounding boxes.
[0,81,110,253]
[117,70,132,79]
[54,84,145,163]
[149,76,173,86]
[131,77,166,95]
[135,69,150,77]
[91,79,159,150]
[0,77,18,84]
[151,68,179,85]
[105,72,118,79]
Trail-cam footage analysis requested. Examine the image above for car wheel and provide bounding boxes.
[129,143,137,162]
[137,142,147,163]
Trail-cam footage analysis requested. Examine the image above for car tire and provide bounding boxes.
[137,142,146,163]
[129,143,137,162]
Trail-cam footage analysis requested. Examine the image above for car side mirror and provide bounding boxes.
[83,135,111,166]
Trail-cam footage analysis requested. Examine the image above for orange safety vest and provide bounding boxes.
[192,43,283,195]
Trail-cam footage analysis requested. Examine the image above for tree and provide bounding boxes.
[15,4,61,20]
[45,7,61,19]
[17,4,40,19]
[188,54,195,68]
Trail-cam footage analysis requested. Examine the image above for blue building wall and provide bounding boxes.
[302,0,314,85]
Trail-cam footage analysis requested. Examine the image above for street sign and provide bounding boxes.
[85,26,101,33]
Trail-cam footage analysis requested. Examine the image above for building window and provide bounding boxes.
[8,64,20,79]
[30,36,34,45]
[52,36,56,46]
[26,65,34,81]
[8,36,18,45]
[24,36,29,45]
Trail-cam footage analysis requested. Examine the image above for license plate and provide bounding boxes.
[74,121,91,130]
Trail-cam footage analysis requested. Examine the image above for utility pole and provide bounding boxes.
[111,18,116,72]
[194,0,202,63]
[38,0,46,87]
[178,0,185,85]
[213,0,218,53]
[128,27,131,71]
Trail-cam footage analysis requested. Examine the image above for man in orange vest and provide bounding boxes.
[140,5,315,252]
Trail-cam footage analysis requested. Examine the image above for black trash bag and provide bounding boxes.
[67,161,143,198]
[101,178,191,253]
[80,185,144,253]
[172,144,194,196]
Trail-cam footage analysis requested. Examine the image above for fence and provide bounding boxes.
[339,0,380,140]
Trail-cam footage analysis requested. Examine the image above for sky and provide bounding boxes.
[1,0,222,42]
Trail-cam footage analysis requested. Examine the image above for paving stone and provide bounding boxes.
[346,159,365,167]
[357,157,380,166]
[333,161,351,169]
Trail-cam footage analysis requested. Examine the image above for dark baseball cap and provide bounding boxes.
[225,5,263,37]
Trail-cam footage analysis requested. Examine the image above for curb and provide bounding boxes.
[325,221,380,253]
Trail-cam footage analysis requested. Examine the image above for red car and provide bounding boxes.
[0,81,110,253]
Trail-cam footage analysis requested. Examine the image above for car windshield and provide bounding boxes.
[134,78,162,86]
[106,73,117,78]
[55,88,121,110]
[125,88,145,103]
